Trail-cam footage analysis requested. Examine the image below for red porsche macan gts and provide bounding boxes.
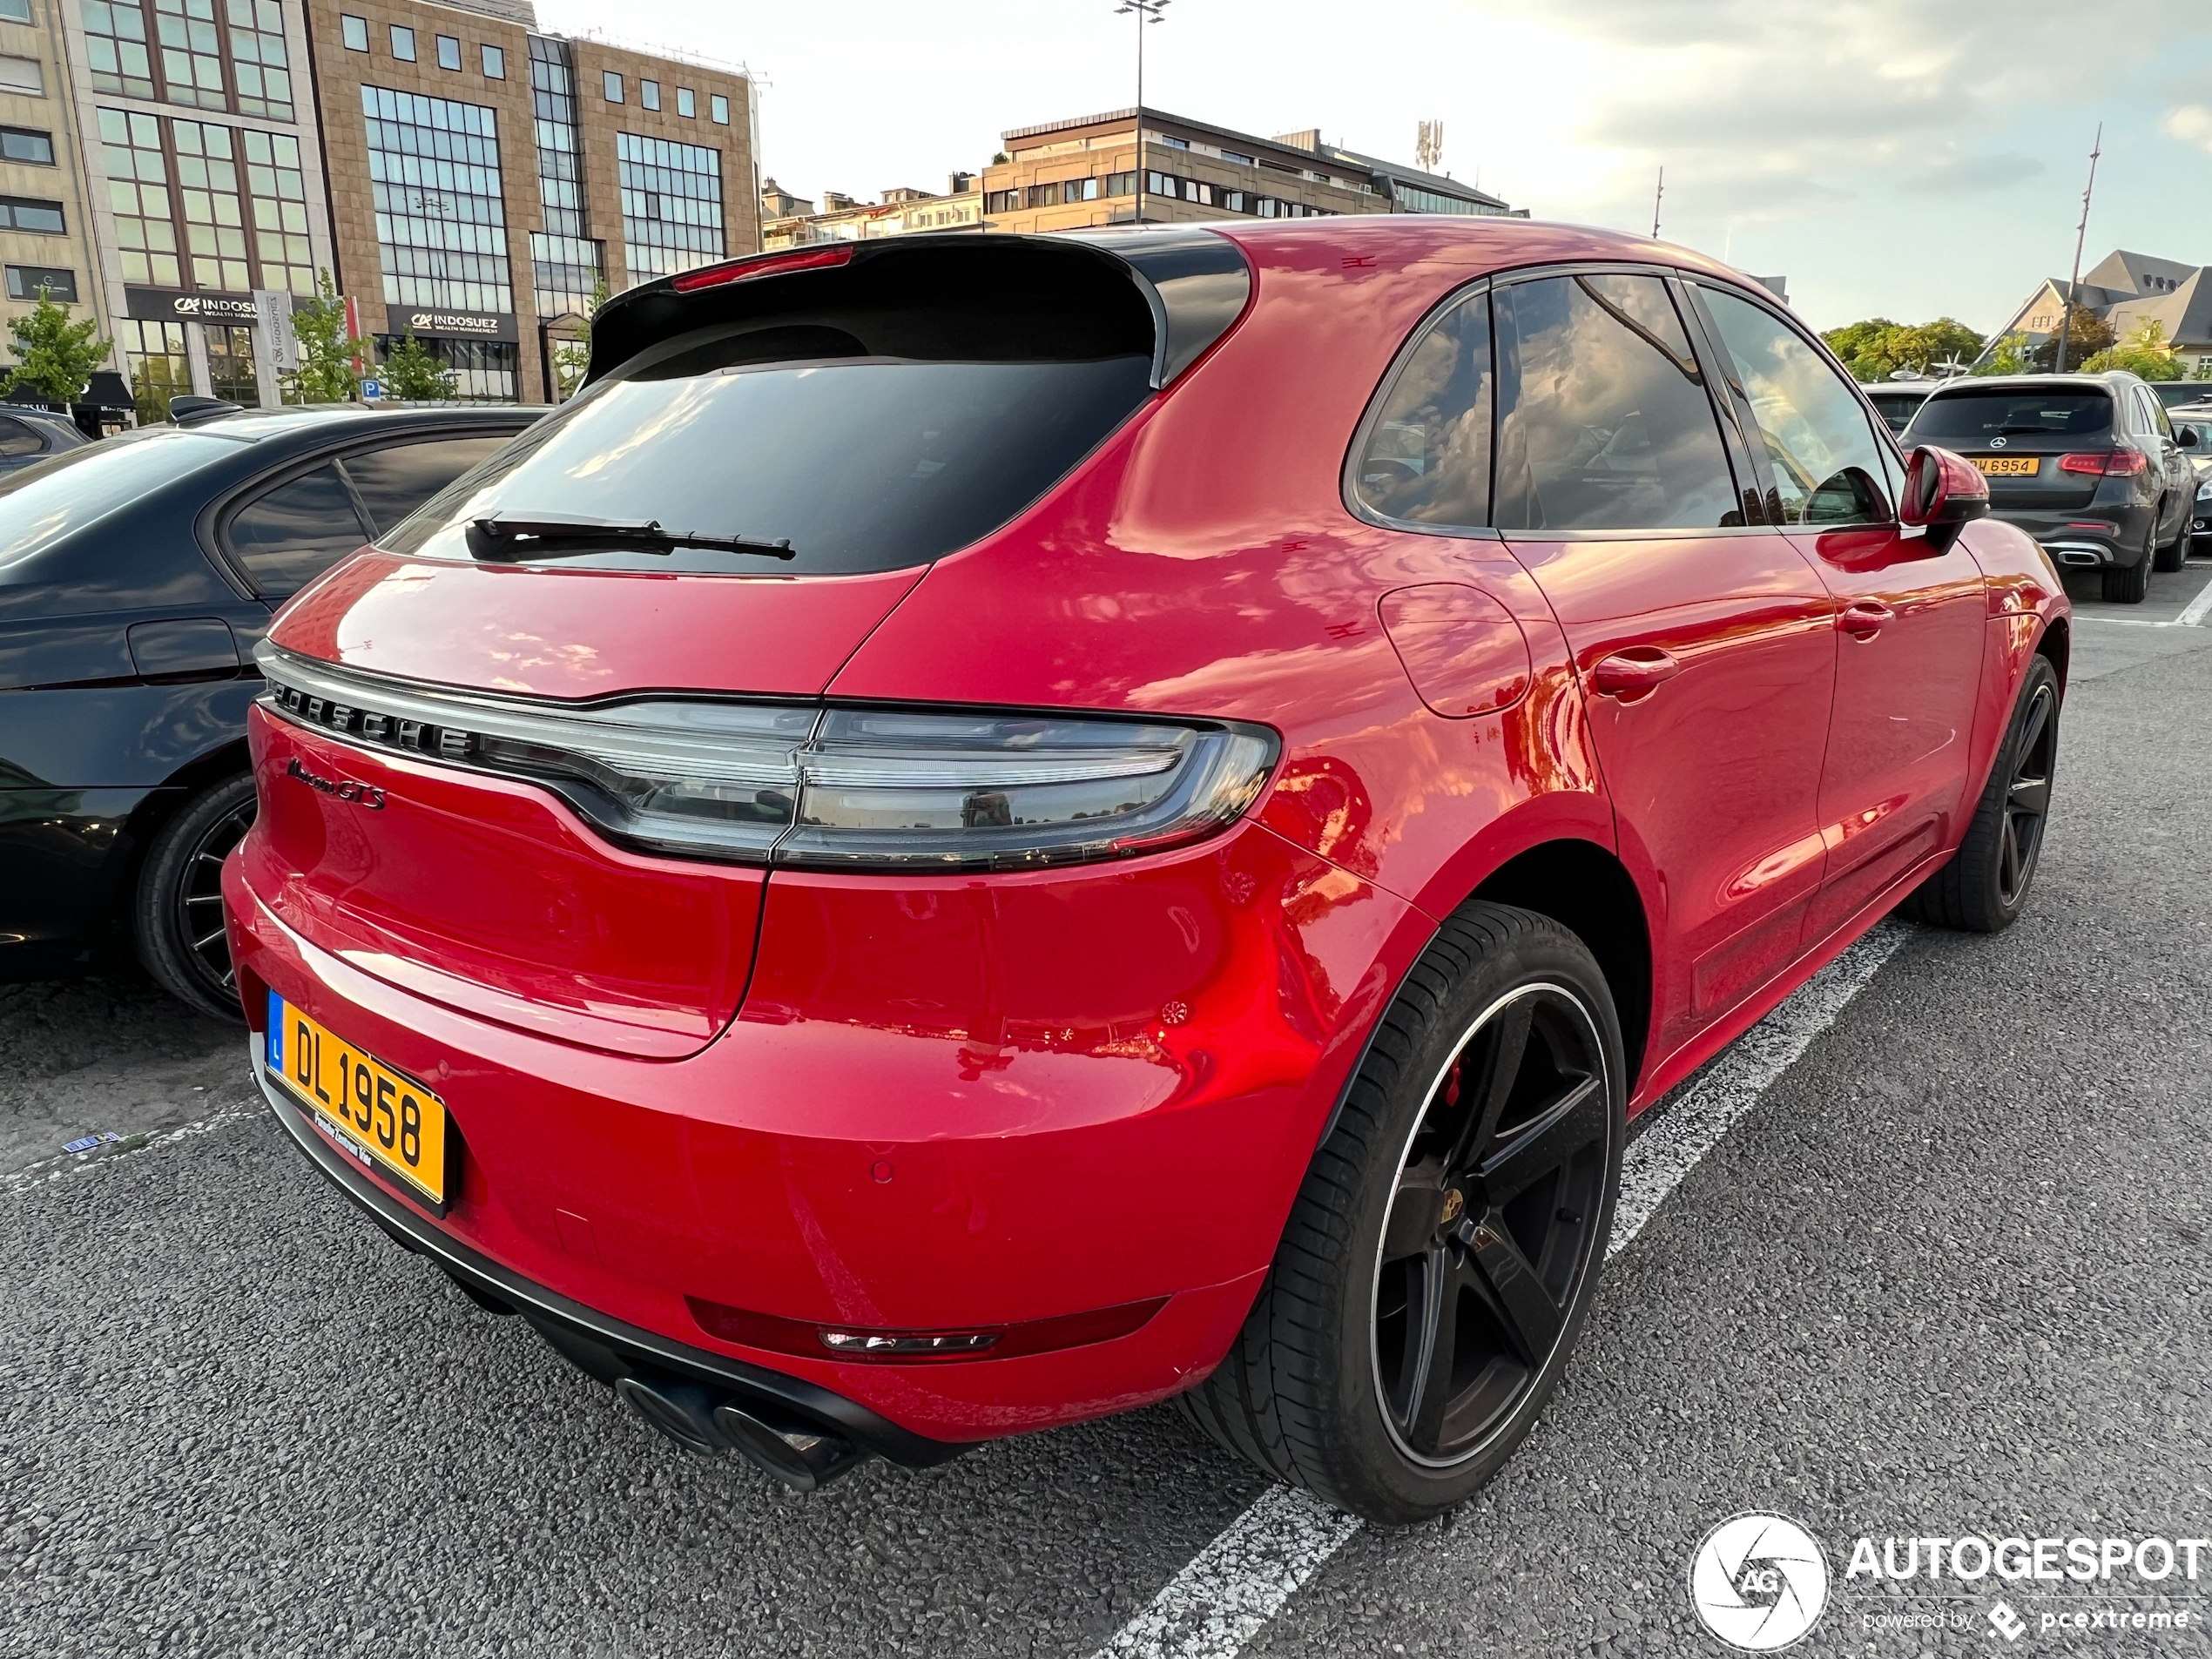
[226,219,2067,1522]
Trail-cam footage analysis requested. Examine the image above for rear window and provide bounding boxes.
[1907,389,2113,442]
[384,253,1158,576]
[0,427,235,570]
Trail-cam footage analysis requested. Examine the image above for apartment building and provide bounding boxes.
[979,108,1514,235]
[0,0,100,360]
[302,0,756,401]
[760,173,980,251]
[55,0,341,418]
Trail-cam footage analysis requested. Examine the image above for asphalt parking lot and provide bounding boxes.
[4,563,2210,1659]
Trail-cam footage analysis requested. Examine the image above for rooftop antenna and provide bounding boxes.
[1414,119,1443,174]
[1113,0,1170,225]
[1651,165,1663,239]
[2054,122,2102,374]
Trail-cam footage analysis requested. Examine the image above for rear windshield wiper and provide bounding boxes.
[466,512,796,563]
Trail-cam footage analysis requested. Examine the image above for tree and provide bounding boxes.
[0,285,111,402]
[552,276,609,400]
[284,269,368,403]
[1972,334,2034,376]
[1823,316,1982,381]
[2081,318,2183,381]
[378,327,453,400]
[2029,304,2114,373]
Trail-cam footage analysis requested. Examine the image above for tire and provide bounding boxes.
[135,772,256,1022]
[2153,501,2188,574]
[2102,543,2151,604]
[1179,902,1624,1524]
[1897,654,2059,934]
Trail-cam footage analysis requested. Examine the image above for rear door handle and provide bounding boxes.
[1840,600,1894,640]
[1588,649,1682,700]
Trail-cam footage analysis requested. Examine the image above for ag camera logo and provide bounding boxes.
[1689,1513,1831,1651]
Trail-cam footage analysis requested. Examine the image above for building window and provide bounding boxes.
[341,12,366,50]
[172,118,250,290]
[1158,135,1188,150]
[1221,150,1254,165]
[615,131,723,280]
[119,317,190,426]
[372,333,516,401]
[6,265,76,301]
[675,86,693,118]
[98,108,174,280]
[602,69,621,102]
[435,34,459,70]
[481,43,502,78]
[1025,182,1056,209]
[0,194,62,233]
[1100,171,1135,198]
[0,0,29,21]
[0,52,42,94]
[640,78,659,111]
[0,126,52,164]
[388,24,414,60]
[153,0,225,108]
[709,92,726,124]
[360,84,512,314]
[527,34,603,320]
[84,2,156,97]
[242,125,312,293]
[982,188,1018,213]
[206,321,258,403]
[226,0,292,118]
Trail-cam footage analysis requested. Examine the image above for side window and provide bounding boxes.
[340,434,512,536]
[1698,286,1893,527]
[2145,390,2173,440]
[1493,272,1739,532]
[1351,288,1491,529]
[225,463,372,598]
[0,415,41,456]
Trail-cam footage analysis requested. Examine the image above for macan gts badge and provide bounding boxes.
[226,221,2069,1521]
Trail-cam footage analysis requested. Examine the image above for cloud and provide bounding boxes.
[2165,105,2212,152]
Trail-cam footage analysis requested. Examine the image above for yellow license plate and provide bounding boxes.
[1972,455,2040,476]
[266,992,451,1210]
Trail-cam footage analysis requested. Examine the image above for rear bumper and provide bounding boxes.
[254,1051,969,1467]
[224,814,1411,1444]
[1988,502,2155,568]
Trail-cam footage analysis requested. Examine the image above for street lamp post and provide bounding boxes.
[1114,0,1169,225]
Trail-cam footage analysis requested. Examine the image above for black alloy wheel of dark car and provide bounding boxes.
[136,772,257,1021]
[1901,654,2060,934]
[2103,526,2154,604]
[1180,903,1623,1523]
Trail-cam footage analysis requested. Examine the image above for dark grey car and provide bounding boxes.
[1903,371,2198,603]
[0,405,91,474]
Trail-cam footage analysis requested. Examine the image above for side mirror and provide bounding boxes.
[2178,425,2202,451]
[1899,445,1990,554]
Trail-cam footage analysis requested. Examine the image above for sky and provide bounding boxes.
[536,0,2212,335]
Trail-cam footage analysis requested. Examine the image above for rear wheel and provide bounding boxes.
[135,772,256,1022]
[1898,655,2059,933]
[2096,526,2149,605]
[1179,903,1623,1524]
[2153,500,2188,574]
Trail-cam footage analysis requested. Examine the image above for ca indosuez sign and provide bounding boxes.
[403,308,516,341]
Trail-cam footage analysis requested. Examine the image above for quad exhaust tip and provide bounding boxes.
[613,1374,864,1491]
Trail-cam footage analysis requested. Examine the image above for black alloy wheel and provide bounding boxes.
[1372,984,1610,1465]
[1899,653,2060,934]
[1179,903,1623,1523]
[1995,676,2056,909]
[2153,497,2189,574]
[136,772,258,1021]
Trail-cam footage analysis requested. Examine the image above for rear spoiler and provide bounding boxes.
[583,226,1251,395]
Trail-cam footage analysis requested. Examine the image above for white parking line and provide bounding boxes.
[2177,571,2212,629]
[1090,917,1912,1659]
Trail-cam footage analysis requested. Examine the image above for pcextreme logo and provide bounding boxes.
[1689,1513,1831,1651]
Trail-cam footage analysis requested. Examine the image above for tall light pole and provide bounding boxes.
[1115,0,1169,225]
[2054,122,2102,374]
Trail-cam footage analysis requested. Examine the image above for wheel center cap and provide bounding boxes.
[1440,1188,1465,1227]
